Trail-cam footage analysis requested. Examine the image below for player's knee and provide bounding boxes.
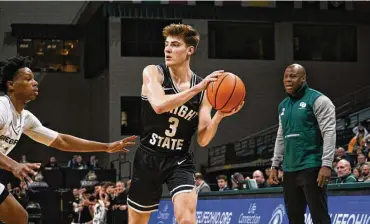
[128,207,151,224]
[9,207,28,224]
[175,209,196,224]
[21,210,28,223]
[178,217,196,224]
[179,217,196,224]
[16,209,28,224]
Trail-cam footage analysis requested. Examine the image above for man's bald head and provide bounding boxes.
[336,159,351,177]
[286,64,307,78]
[252,170,265,184]
[338,159,351,168]
[283,63,307,96]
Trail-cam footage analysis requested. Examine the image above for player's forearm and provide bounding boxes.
[197,113,223,147]
[50,134,108,153]
[150,86,201,114]
[0,152,18,172]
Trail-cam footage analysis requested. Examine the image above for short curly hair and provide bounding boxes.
[0,56,32,93]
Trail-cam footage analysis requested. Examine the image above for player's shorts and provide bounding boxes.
[0,169,14,204]
[0,183,9,204]
[127,145,196,213]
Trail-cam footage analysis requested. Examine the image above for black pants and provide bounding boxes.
[283,167,331,224]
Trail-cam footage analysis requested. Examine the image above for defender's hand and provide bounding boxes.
[106,135,137,153]
[268,168,279,185]
[195,70,224,91]
[317,166,331,187]
[11,162,41,183]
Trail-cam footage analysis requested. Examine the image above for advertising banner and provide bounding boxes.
[149,195,370,224]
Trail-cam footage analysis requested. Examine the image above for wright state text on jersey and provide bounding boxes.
[140,64,205,154]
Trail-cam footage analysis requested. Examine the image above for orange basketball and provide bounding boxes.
[206,72,246,113]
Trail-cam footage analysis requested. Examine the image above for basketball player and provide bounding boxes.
[0,56,136,224]
[127,24,244,224]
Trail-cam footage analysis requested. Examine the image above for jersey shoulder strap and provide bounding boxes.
[156,63,174,89]
[194,74,205,107]
[0,97,11,130]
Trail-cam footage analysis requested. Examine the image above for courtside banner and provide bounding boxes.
[149,195,370,224]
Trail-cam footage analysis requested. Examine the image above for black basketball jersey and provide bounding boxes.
[140,63,205,155]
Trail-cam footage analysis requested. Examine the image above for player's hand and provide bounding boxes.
[196,70,224,91]
[216,101,244,118]
[11,162,41,183]
[268,168,279,185]
[317,166,331,187]
[106,135,137,153]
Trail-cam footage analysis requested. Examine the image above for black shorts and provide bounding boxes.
[0,183,9,204]
[127,145,196,213]
[0,169,12,204]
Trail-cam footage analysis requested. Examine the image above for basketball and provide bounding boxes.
[206,72,246,113]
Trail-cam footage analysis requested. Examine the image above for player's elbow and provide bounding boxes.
[153,105,166,114]
[152,104,168,114]
[199,142,209,148]
[50,134,71,152]
[198,138,209,148]
[148,94,168,114]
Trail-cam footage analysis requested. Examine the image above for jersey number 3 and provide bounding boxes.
[165,117,179,137]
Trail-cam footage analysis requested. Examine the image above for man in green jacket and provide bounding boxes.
[335,159,357,183]
[269,64,336,224]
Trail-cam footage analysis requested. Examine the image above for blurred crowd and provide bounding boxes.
[331,123,370,183]
[198,122,370,192]
[6,178,130,224]
[69,180,130,224]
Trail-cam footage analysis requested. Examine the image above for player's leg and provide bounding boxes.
[127,147,163,224]
[283,171,307,224]
[0,184,28,224]
[173,188,197,224]
[166,159,197,224]
[302,167,331,224]
[128,207,152,224]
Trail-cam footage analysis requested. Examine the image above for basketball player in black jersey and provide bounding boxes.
[127,24,244,224]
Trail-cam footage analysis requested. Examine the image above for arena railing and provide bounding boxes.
[334,85,370,119]
[162,182,370,199]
